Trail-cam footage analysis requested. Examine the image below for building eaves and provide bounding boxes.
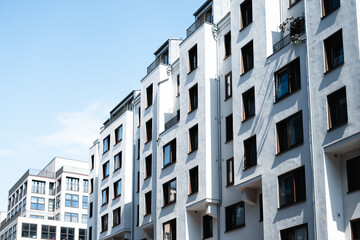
[193,0,213,17]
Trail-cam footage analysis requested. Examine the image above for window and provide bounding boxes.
[145,154,152,179]
[146,119,152,143]
[146,84,153,108]
[163,178,176,206]
[60,228,74,240]
[90,179,93,193]
[189,124,198,153]
[114,152,122,171]
[224,31,231,58]
[188,44,197,72]
[113,207,121,226]
[327,87,347,129]
[289,0,301,7]
[22,223,37,238]
[49,182,55,195]
[241,40,253,74]
[351,219,360,240]
[103,161,110,179]
[322,0,340,16]
[242,87,255,120]
[203,215,213,239]
[83,179,89,193]
[281,224,308,240]
[31,197,44,210]
[79,229,86,240]
[41,225,56,239]
[114,125,123,144]
[82,196,88,208]
[82,214,88,224]
[65,194,79,208]
[226,158,234,186]
[113,179,122,199]
[13,224,17,239]
[225,72,232,100]
[31,180,45,194]
[137,171,140,193]
[163,219,176,240]
[136,205,139,226]
[48,199,54,212]
[225,114,233,142]
[347,156,360,193]
[145,191,152,215]
[55,195,60,209]
[138,107,141,127]
[30,215,44,219]
[103,135,110,153]
[64,212,78,223]
[89,202,93,218]
[137,139,141,159]
[244,135,257,169]
[88,227,92,240]
[324,30,344,71]
[90,155,94,170]
[189,84,198,112]
[275,58,301,101]
[240,0,252,29]
[163,139,176,168]
[176,74,180,97]
[66,177,79,191]
[101,214,108,232]
[277,111,303,153]
[279,166,306,207]
[189,166,199,195]
[259,194,263,222]
[225,201,245,231]
[102,188,109,206]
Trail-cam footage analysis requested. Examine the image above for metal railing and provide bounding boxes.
[273,34,291,54]
[186,16,212,37]
[164,111,180,131]
[147,57,161,75]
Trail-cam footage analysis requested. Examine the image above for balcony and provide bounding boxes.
[273,34,291,53]
[164,110,180,131]
[186,14,213,38]
[147,53,168,75]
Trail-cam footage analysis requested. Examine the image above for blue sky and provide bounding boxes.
[0,0,205,211]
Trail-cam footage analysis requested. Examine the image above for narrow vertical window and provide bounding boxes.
[163,219,176,240]
[137,139,140,159]
[189,84,198,112]
[163,139,176,168]
[242,87,255,120]
[145,154,152,179]
[324,29,344,72]
[113,207,121,226]
[101,214,108,232]
[146,84,153,108]
[244,135,257,169]
[102,161,110,179]
[224,31,231,58]
[225,114,233,142]
[241,40,254,74]
[189,166,199,195]
[259,194,263,222]
[102,188,109,205]
[225,201,245,231]
[137,171,140,193]
[113,179,121,199]
[203,215,213,239]
[114,152,122,171]
[226,158,234,186]
[327,87,347,130]
[276,111,303,153]
[240,0,252,29]
[189,124,198,153]
[189,44,198,72]
[278,166,306,207]
[138,107,141,127]
[225,72,232,100]
[146,119,152,143]
[90,155,94,170]
[351,219,360,240]
[103,135,110,153]
[145,191,152,215]
[275,58,301,101]
[114,125,123,144]
[163,178,176,206]
[176,74,180,97]
[346,156,360,193]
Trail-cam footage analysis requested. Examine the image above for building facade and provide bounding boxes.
[0,157,89,240]
[88,0,360,239]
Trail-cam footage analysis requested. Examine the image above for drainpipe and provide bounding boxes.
[130,93,137,240]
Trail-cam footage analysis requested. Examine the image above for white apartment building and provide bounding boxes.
[89,0,360,239]
[0,157,89,240]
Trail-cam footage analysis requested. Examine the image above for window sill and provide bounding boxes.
[188,148,198,155]
[224,54,231,60]
[162,162,175,170]
[242,115,255,123]
[324,62,344,75]
[162,201,176,209]
[188,67,198,75]
[144,175,151,180]
[113,195,121,200]
[224,224,245,233]
[101,203,108,207]
[145,139,152,145]
[276,141,304,156]
[144,212,151,217]
[225,139,233,144]
[112,223,120,228]
[114,140,122,147]
[347,189,360,194]
[288,0,301,9]
[102,176,109,181]
[243,164,257,171]
[113,168,121,173]
[188,107,198,114]
[145,105,152,110]
[274,87,301,104]
[224,96,232,102]
[102,150,109,155]
[240,67,253,76]
[321,6,341,20]
[278,199,306,210]
[226,183,234,188]
[188,191,198,196]
[327,122,347,132]
[239,22,252,32]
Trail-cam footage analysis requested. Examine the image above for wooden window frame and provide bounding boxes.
[241,40,254,74]
[113,179,121,199]
[103,135,110,154]
[327,87,347,130]
[242,87,255,120]
[163,178,176,207]
[101,187,109,206]
[322,0,340,17]
[101,214,108,232]
[163,219,176,240]
[276,111,303,154]
[114,125,123,144]
[278,166,306,208]
[114,152,122,172]
[225,72,232,100]
[145,154,152,179]
[145,191,152,215]
[189,124,199,153]
[224,31,231,58]
[324,29,344,72]
[188,44,198,73]
[145,119,152,143]
[163,139,176,168]
[189,166,199,195]
[189,83,198,112]
[240,0,252,29]
[146,84,153,108]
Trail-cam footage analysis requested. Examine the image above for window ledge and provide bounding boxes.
[321,6,341,20]
[274,87,302,104]
[223,54,231,60]
[240,68,253,76]
[113,168,121,173]
[224,224,245,233]
[240,21,253,32]
[102,150,109,155]
[324,62,344,75]
[112,223,120,228]
[162,162,175,170]
[242,115,255,123]
[276,141,304,156]
[145,105,152,110]
[225,183,234,188]
[188,191,198,196]
[162,201,176,209]
[113,195,121,200]
[327,122,347,132]
[225,139,233,144]
[224,96,232,102]
[102,176,109,181]
[347,189,360,194]
[243,164,257,171]
[188,107,198,114]
[288,0,301,9]
[114,140,122,146]
[144,213,151,217]
[188,148,198,155]
[101,203,108,207]
[144,176,151,180]
[278,199,306,210]
[188,67,198,75]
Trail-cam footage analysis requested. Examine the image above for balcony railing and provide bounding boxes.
[273,34,291,53]
[165,111,180,131]
[186,15,213,37]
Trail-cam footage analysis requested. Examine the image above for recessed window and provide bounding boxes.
[89,202,93,218]
[79,229,86,240]
[327,87,347,130]
[163,139,176,168]
[61,227,74,240]
[30,197,45,210]
[88,227,92,240]
[146,119,152,143]
[90,179,93,193]
[137,139,141,159]
[114,125,123,144]
[145,191,152,215]
[244,135,257,169]
[163,219,176,240]
[259,194,263,222]
[189,83,198,112]
[48,199,55,212]
[101,214,108,232]
[176,74,180,97]
[22,223,37,238]
[225,72,232,100]
[322,0,340,16]
[41,225,56,240]
[82,196,88,208]
[324,29,344,72]
[226,158,234,186]
[242,87,255,120]
[203,215,213,239]
[103,135,110,153]
[136,205,139,226]
[31,180,45,194]
[138,107,141,127]
[189,124,198,153]
[278,166,306,207]
[137,171,140,193]
[280,224,308,240]
[224,31,231,58]
[64,212,78,223]
[225,114,233,142]
[225,201,245,231]
[163,178,176,206]
[240,0,252,29]
[90,155,94,170]
[277,111,303,153]
[102,161,110,179]
[145,154,152,179]
[146,84,153,108]
[189,166,199,195]
[102,188,109,206]
[346,156,360,193]
[275,58,301,101]
[66,177,79,191]
[289,0,301,8]
[189,44,198,72]
[113,207,121,227]
[351,219,360,240]
[65,194,79,208]
[83,179,89,193]
[114,152,122,172]
[241,40,254,74]
[113,179,121,199]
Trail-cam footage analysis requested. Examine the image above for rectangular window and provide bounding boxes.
[225,114,233,142]
[79,229,86,240]
[275,58,301,101]
[113,207,121,227]
[163,219,176,240]
[138,107,141,127]
[82,196,88,208]
[145,191,152,215]
[327,87,347,129]
[189,124,198,153]
[137,139,141,159]
[55,195,60,209]
[351,219,360,240]
[259,194,263,222]
[102,188,109,206]
[145,154,152,179]
[64,212,78,223]
[114,125,123,144]
[225,72,232,100]
[83,179,89,193]
[176,74,180,97]
[137,171,140,193]
[48,199,55,212]
[189,44,197,72]
[146,119,152,143]
[22,223,37,238]
[225,201,245,231]
[113,179,122,199]
[114,152,122,171]
[347,156,360,193]
[203,215,213,239]
[49,182,55,195]
[31,180,45,194]
[244,135,257,169]
[60,228,74,240]
[101,214,108,232]
[30,197,45,211]
[279,166,306,207]
[241,40,253,74]
[136,205,139,226]
[243,87,255,120]
[322,0,340,16]
[82,214,88,224]
[90,155,94,170]
[103,135,110,153]
[189,166,199,195]
[189,83,198,112]
[103,161,110,179]
[324,29,344,71]
[146,84,153,108]
[66,177,79,191]
[224,31,231,58]
[277,111,303,153]
[281,224,308,240]
[163,178,176,206]
[89,202,93,218]
[90,178,94,193]
[65,194,79,208]
[226,158,234,186]
[163,139,176,168]
[88,227,92,240]
[240,0,252,29]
